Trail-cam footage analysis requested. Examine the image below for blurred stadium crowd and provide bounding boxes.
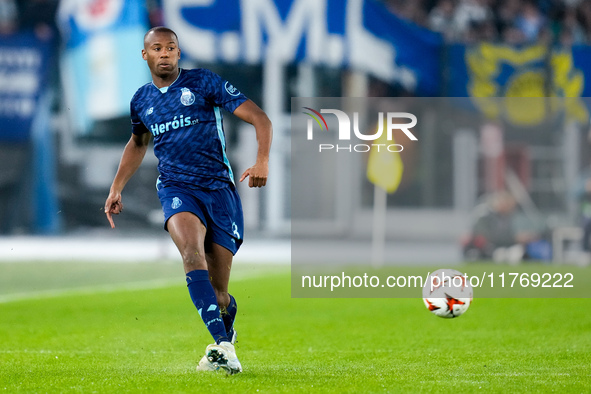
[0,0,58,38]
[3,0,591,45]
[382,0,591,45]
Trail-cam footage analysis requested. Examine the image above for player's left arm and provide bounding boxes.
[233,99,273,188]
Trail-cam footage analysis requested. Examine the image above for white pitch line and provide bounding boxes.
[0,278,182,304]
[0,349,179,354]
[0,270,281,304]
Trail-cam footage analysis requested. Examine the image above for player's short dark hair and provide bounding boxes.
[144,26,179,46]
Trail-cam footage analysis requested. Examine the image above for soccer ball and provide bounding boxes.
[422,268,473,318]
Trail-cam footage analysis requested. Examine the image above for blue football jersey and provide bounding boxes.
[130,68,248,190]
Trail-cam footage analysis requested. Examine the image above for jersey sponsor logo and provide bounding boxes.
[171,197,182,209]
[180,87,195,106]
[224,81,240,97]
[149,114,198,136]
[146,107,154,116]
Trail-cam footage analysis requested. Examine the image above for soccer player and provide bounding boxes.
[103,26,272,375]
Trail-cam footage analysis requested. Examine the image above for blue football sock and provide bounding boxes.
[186,270,229,344]
[222,294,237,336]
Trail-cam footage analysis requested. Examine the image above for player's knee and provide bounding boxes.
[180,249,207,271]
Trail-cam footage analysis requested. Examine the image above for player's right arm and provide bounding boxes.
[104,132,151,228]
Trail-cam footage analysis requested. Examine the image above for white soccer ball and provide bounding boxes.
[422,268,473,318]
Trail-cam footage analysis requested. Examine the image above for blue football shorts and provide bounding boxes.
[157,184,244,255]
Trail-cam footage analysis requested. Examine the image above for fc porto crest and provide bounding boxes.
[180,87,195,106]
[171,197,182,209]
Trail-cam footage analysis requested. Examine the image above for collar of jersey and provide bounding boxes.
[152,68,182,94]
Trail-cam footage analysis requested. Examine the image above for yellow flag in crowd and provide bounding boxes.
[366,122,404,193]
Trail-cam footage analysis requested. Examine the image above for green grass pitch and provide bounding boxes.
[0,261,590,393]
